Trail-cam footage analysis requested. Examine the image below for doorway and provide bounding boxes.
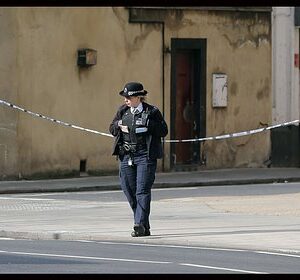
[170,38,206,170]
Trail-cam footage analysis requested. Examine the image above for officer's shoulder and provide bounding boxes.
[145,103,159,113]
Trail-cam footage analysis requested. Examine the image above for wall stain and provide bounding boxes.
[256,78,270,100]
[112,7,160,58]
[164,9,184,30]
[234,107,240,116]
[212,67,223,73]
[231,81,237,96]
[211,11,271,49]
[131,24,158,52]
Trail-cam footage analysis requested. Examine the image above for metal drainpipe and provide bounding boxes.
[128,14,166,171]
[161,22,165,172]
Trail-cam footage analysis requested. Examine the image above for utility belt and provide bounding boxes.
[121,142,147,154]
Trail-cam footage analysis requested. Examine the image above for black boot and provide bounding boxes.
[131,224,145,237]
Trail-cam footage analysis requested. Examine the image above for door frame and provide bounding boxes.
[170,38,207,169]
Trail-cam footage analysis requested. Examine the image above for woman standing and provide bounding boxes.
[109,82,168,237]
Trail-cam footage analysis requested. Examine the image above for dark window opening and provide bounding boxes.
[80,160,87,173]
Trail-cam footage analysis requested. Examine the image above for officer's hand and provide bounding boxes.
[116,120,129,133]
[119,125,129,133]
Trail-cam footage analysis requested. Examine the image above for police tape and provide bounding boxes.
[0,99,113,138]
[1,98,299,143]
[165,119,300,143]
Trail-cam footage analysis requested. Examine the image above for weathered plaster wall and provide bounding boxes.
[163,10,272,168]
[0,9,19,178]
[0,7,272,178]
[205,11,271,168]
[1,7,162,178]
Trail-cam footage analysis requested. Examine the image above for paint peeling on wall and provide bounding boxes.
[210,11,271,49]
[112,7,160,57]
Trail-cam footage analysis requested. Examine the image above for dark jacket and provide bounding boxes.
[109,102,168,160]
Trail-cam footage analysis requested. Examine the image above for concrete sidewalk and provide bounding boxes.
[1,167,300,194]
[1,167,300,254]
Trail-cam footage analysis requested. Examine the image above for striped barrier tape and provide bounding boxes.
[165,119,300,143]
[0,99,113,138]
[1,98,299,143]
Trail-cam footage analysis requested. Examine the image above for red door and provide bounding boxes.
[170,38,206,170]
[174,51,195,164]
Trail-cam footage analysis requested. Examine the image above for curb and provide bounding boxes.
[1,177,300,194]
[2,229,300,255]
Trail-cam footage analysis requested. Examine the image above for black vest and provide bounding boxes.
[121,108,148,145]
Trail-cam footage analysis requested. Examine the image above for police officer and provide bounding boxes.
[109,82,168,237]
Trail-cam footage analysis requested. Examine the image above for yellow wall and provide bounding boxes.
[161,9,271,169]
[0,7,271,178]
[0,9,19,178]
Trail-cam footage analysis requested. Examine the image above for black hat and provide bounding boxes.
[119,82,147,97]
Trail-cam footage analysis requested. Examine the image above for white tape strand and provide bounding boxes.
[165,120,300,143]
[0,98,299,143]
[0,99,113,138]
[165,119,299,143]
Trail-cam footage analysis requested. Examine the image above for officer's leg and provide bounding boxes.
[119,155,137,214]
[135,153,157,231]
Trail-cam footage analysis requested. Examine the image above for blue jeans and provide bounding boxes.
[119,149,157,230]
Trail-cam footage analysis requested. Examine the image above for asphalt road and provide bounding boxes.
[1,182,300,273]
[1,239,300,274]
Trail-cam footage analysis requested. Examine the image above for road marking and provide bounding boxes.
[0,250,171,264]
[0,249,266,274]
[179,263,267,274]
[2,190,123,197]
[255,250,300,258]
[76,240,300,259]
[0,238,15,240]
[0,196,55,201]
